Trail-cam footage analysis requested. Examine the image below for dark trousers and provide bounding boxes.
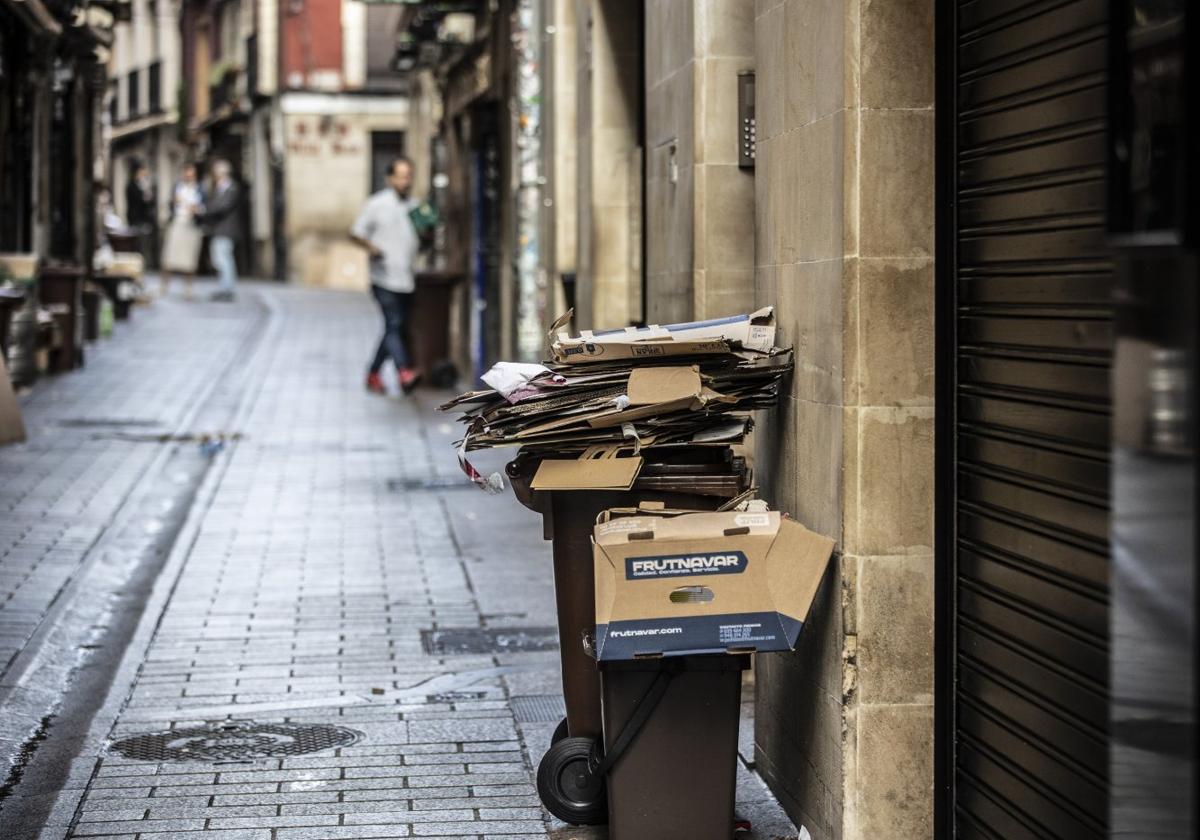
[370,284,414,374]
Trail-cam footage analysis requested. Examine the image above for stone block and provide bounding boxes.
[592,127,636,207]
[778,258,844,406]
[754,134,778,263]
[698,58,751,166]
[843,108,859,257]
[701,0,755,57]
[702,164,755,271]
[784,0,845,128]
[853,407,934,555]
[855,554,933,704]
[792,397,843,542]
[645,0,695,90]
[859,108,933,259]
[754,2,785,142]
[775,113,844,264]
[850,257,934,407]
[697,269,755,318]
[860,0,934,110]
[850,703,933,840]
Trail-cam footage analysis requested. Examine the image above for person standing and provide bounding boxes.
[199,159,241,302]
[160,163,206,298]
[124,159,156,264]
[350,157,422,394]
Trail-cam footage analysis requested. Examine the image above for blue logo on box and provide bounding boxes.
[624,550,749,580]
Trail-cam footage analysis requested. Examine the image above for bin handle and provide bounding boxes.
[590,663,681,778]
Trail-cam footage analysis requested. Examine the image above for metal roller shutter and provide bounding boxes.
[944,0,1112,836]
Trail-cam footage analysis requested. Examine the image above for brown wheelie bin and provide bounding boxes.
[507,446,749,827]
[600,655,749,839]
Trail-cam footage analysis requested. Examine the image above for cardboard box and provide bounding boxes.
[0,355,27,446]
[593,506,834,660]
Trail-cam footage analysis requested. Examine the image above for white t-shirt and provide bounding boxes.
[350,189,419,293]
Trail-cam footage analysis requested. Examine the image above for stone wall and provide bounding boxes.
[751,1,935,838]
[542,0,579,324]
[281,98,408,285]
[574,0,641,331]
[645,0,756,324]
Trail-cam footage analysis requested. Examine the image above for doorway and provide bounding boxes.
[935,1,1114,837]
[369,131,405,194]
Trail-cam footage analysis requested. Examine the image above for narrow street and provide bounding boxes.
[0,285,798,839]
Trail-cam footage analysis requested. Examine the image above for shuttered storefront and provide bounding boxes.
[942,0,1112,836]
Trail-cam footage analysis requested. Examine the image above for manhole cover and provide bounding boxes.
[511,694,567,723]
[421,626,560,655]
[109,721,362,762]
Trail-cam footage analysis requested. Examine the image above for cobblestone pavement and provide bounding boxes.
[1,283,800,839]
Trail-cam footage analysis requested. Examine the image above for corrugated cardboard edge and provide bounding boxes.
[767,518,835,631]
[0,355,27,446]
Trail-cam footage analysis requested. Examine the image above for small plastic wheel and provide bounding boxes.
[536,736,608,825]
[550,717,569,745]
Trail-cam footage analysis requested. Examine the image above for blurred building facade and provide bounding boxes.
[106,0,185,237]
[104,0,414,281]
[1,0,124,269]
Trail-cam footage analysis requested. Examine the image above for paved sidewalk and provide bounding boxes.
[2,284,800,839]
[0,293,259,676]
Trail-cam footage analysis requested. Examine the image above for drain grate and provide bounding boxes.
[109,721,362,763]
[511,694,567,723]
[421,626,560,655]
[387,476,475,492]
[56,417,162,429]
[92,431,243,444]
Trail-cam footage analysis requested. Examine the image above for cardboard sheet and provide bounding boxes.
[554,307,777,358]
[531,447,644,490]
[625,366,701,405]
[437,310,792,492]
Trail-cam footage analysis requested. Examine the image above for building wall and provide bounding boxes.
[256,0,279,95]
[280,93,408,285]
[107,0,184,226]
[574,0,640,332]
[751,1,935,838]
[281,0,344,90]
[644,0,755,325]
[544,0,577,322]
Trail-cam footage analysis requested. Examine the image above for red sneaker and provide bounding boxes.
[365,372,386,394]
[398,367,422,394]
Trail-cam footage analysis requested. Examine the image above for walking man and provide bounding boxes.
[350,157,422,394]
[201,159,241,302]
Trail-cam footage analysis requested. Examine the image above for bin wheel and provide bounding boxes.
[536,737,607,825]
[551,717,569,745]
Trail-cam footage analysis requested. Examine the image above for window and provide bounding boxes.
[148,61,161,113]
[127,68,140,117]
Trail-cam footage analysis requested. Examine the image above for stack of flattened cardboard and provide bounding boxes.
[440,308,791,491]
